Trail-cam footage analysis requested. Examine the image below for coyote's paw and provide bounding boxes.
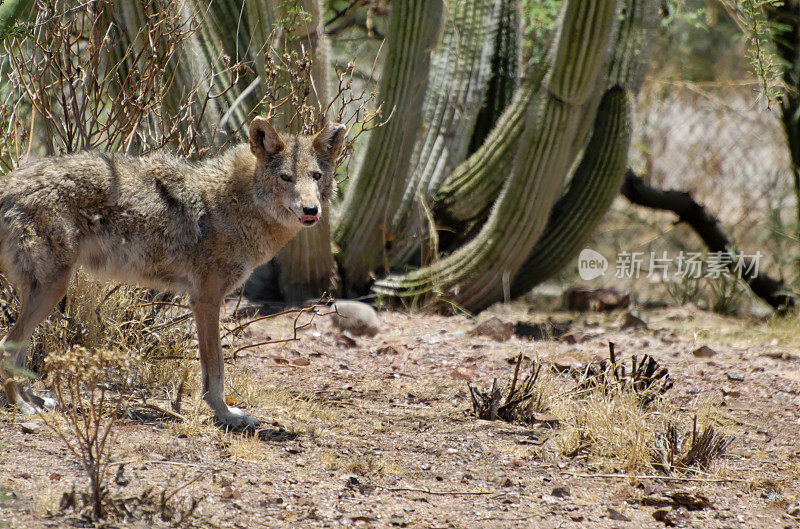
[215,406,260,431]
[4,381,55,414]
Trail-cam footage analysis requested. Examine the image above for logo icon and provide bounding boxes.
[578,248,608,281]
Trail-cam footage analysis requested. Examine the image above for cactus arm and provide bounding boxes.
[373,0,620,311]
[510,0,659,296]
[511,86,631,293]
[386,0,505,265]
[334,0,445,293]
[467,0,521,153]
[433,61,547,224]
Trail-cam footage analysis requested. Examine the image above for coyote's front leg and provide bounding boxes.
[191,290,260,430]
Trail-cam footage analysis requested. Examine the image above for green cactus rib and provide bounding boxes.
[607,0,660,89]
[334,0,445,293]
[550,0,619,103]
[467,0,521,153]
[373,0,619,311]
[511,86,631,293]
[388,0,505,265]
[436,0,655,231]
[433,62,547,224]
[510,0,657,295]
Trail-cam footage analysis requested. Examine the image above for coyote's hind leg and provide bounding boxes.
[1,269,71,414]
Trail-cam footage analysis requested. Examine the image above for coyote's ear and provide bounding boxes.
[249,117,285,159]
[313,122,346,163]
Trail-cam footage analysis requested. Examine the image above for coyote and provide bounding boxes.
[0,118,345,428]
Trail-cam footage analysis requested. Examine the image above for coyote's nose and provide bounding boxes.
[302,206,318,216]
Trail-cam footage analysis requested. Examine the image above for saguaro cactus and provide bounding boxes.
[334,0,445,291]
[511,87,631,293]
[387,0,504,265]
[511,0,658,295]
[374,0,622,311]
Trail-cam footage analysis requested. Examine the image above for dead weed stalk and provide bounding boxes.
[468,353,550,423]
[38,346,131,520]
[651,415,734,474]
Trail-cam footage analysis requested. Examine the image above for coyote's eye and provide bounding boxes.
[279,173,292,182]
[311,171,322,181]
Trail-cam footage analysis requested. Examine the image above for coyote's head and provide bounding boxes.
[248,118,346,228]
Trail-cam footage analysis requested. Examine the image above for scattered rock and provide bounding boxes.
[550,355,585,372]
[20,422,39,434]
[721,388,741,398]
[513,321,569,341]
[558,330,586,344]
[641,495,675,508]
[787,503,800,518]
[607,507,630,521]
[470,316,514,341]
[450,367,475,381]
[566,286,630,311]
[374,344,400,355]
[759,351,798,362]
[221,485,241,500]
[506,354,531,365]
[530,413,560,426]
[551,486,570,498]
[332,300,380,337]
[114,464,130,487]
[667,490,712,510]
[335,332,358,348]
[653,506,691,526]
[621,310,648,329]
[291,357,310,366]
[692,345,716,358]
[726,372,745,382]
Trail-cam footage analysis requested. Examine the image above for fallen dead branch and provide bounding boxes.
[621,169,795,313]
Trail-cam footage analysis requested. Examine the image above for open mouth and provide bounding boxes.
[300,215,319,226]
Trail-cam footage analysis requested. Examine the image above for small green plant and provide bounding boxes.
[720,0,786,104]
[707,273,746,315]
[666,273,703,307]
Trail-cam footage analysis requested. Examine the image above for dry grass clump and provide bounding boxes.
[552,387,659,471]
[467,343,731,474]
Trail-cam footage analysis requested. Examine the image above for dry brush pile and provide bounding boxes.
[469,343,733,475]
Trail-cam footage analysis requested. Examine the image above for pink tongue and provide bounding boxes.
[301,215,319,223]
